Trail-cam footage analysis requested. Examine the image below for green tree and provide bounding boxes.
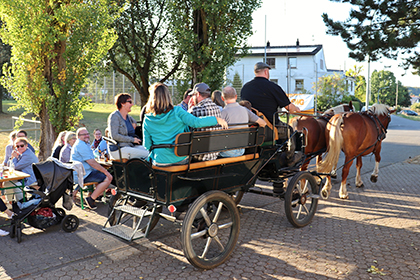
[370,70,410,107]
[107,0,183,106]
[170,0,261,89]
[315,73,350,112]
[0,20,11,113]
[323,1,420,72]
[232,72,243,97]
[0,0,117,160]
[345,65,366,102]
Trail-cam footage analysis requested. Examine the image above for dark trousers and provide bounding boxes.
[0,198,7,212]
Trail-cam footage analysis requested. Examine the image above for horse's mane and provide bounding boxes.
[323,102,354,116]
[368,103,389,116]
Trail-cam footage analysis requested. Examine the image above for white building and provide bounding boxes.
[227,40,354,96]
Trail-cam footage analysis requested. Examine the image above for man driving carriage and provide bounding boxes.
[240,62,302,167]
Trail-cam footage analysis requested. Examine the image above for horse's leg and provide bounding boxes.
[370,145,382,183]
[370,161,380,183]
[321,175,332,199]
[355,156,364,188]
[339,158,352,199]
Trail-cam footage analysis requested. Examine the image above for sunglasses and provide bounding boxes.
[126,100,133,104]
[16,144,25,148]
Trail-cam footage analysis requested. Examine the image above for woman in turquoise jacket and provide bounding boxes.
[143,83,228,166]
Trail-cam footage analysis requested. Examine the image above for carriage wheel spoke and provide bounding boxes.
[212,202,223,223]
[200,237,212,259]
[302,204,310,214]
[218,221,233,230]
[296,205,302,219]
[200,207,212,226]
[213,235,225,251]
[191,229,207,240]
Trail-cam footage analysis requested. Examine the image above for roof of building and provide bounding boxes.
[246,44,323,57]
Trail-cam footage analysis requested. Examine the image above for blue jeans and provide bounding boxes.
[219,149,245,158]
[84,170,106,184]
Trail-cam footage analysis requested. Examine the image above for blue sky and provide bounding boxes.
[248,0,420,88]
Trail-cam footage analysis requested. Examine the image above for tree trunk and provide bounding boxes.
[38,101,55,161]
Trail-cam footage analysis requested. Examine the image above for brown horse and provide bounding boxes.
[318,104,394,199]
[289,102,355,171]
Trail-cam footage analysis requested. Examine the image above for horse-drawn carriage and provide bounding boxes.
[102,110,324,269]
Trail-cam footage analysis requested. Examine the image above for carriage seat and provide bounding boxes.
[152,126,265,172]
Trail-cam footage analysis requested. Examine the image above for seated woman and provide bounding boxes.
[143,83,228,166]
[107,93,148,160]
[51,131,67,159]
[59,132,77,163]
[2,137,39,203]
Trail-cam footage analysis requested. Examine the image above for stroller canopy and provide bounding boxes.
[32,159,74,204]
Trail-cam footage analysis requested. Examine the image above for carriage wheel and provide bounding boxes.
[61,215,79,232]
[230,190,244,205]
[181,191,240,270]
[284,171,319,228]
[107,192,161,233]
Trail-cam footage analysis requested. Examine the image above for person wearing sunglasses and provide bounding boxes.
[2,137,39,203]
[107,93,148,160]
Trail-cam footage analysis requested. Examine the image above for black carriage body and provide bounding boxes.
[111,126,265,207]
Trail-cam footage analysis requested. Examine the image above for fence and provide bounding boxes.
[82,71,181,105]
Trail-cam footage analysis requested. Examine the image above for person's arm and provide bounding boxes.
[13,152,35,170]
[285,103,301,113]
[86,159,112,180]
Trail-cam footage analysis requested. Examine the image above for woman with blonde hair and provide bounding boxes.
[143,83,228,166]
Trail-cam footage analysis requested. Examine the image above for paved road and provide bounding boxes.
[0,115,419,279]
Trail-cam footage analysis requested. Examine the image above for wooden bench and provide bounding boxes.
[151,126,265,172]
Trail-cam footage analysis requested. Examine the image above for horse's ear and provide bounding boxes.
[389,109,397,114]
[348,101,353,111]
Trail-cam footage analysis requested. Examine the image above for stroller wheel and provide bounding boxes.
[55,208,66,218]
[61,215,79,232]
[17,226,22,243]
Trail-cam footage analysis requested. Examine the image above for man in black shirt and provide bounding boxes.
[241,62,302,169]
[241,62,300,123]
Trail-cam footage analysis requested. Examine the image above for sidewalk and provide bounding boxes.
[1,160,420,279]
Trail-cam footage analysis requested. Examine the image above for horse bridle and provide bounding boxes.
[368,111,390,142]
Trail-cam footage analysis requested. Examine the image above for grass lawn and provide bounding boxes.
[0,100,142,163]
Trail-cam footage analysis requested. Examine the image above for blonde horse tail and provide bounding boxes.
[318,115,343,173]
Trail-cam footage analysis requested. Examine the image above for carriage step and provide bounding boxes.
[102,225,145,241]
[114,205,153,217]
[308,194,321,199]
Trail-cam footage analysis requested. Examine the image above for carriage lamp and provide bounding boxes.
[168,205,177,216]
[111,189,117,196]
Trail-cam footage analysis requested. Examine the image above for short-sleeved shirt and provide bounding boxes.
[70,139,95,180]
[188,98,222,161]
[221,102,260,127]
[240,77,291,124]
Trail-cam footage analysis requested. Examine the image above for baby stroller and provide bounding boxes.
[10,159,79,243]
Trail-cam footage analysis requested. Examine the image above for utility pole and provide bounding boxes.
[395,81,399,107]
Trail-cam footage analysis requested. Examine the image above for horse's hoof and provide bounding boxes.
[321,189,329,200]
[370,175,378,183]
[339,194,349,199]
[356,183,364,188]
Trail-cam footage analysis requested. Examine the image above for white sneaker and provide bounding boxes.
[0,229,9,236]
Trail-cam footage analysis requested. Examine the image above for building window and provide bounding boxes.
[295,79,304,91]
[320,59,324,70]
[264,57,276,69]
[289,57,297,69]
[270,79,278,84]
